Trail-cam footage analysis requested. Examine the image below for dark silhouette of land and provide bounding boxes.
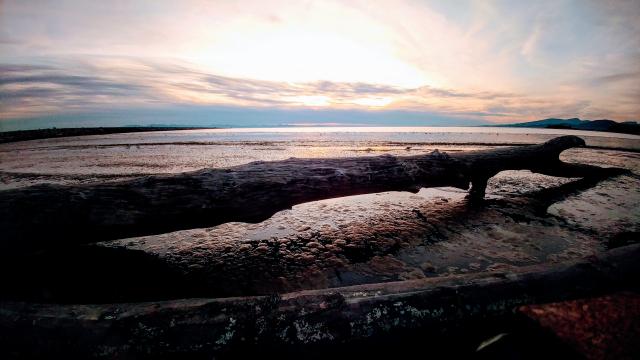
[0,126,215,144]
[499,117,640,135]
[2,118,638,145]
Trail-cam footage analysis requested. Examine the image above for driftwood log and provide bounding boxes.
[0,135,628,254]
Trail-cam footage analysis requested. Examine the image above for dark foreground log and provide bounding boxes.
[0,135,628,253]
[1,243,638,358]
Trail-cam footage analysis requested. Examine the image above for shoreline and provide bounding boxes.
[2,125,639,145]
[0,126,216,144]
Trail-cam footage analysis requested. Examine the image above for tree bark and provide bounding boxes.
[0,135,628,253]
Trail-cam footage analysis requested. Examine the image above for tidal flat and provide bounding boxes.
[0,128,638,301]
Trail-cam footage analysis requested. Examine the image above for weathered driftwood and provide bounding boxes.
[1,243,638,358]
[0,135,627,253]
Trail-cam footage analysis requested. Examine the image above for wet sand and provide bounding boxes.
[97,155,638,298]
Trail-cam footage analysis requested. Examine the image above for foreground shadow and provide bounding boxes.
[0,174,629,303]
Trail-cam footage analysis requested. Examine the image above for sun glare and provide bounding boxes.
[351,97,393,107]
[292,95,331,107]
[187,16,428,89]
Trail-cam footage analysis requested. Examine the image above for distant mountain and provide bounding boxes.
[499,118,640,135]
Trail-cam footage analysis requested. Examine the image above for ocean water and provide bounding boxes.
[0,126,638,189]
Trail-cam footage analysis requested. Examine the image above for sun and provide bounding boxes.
[185,14,429,89]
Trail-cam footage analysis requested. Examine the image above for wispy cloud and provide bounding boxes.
[2,56,637,123]
[588,71,640,87]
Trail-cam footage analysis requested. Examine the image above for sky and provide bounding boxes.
[1,0,639,130]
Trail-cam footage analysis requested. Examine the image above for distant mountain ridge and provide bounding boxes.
[500,118,640,135]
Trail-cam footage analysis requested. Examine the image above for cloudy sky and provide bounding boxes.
[1,0,639,129]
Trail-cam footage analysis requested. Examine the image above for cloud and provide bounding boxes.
[588,71,640,86]
[0,62,163,118]
[415,86,517,100]
[0,74,145,92]
[0,58,500,116]
[0,54,638,124]
[0,58,512,120]
[520,25,542,63]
